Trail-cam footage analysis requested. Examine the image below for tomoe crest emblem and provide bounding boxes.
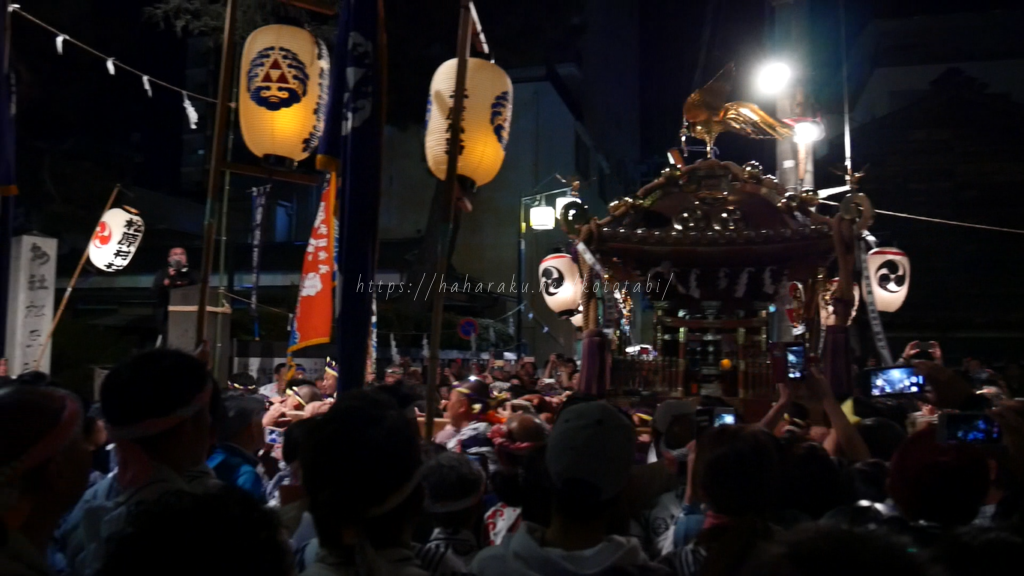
[875,259,907,294]
[541,266,564,297]
[247,47,310,111]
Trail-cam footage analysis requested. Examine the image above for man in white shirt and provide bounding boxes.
[259,362,290,399]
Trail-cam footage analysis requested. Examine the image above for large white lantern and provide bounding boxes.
[239,25,329,169]
[530,206,556,230]
[539,254,582,319]
[863,248,910,312]
[819,278,859,327]
[424,58,512,186]
[89,208,145,272]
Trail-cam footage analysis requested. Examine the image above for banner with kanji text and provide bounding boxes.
[287,174,336,354]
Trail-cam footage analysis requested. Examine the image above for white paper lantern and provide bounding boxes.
[239,25,329,168]
[539,254,582,318]
[424,58,513,186]
[530,206,556,230]
[863,248,910,312]
[89,208,145,272]
[819,278,859,327]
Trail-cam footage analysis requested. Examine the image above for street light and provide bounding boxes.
[529,205,556,230]
[756,62,791,95]
[792,118,825,143]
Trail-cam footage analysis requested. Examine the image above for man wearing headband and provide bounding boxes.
[319,357,338,398]
[0,387,92,576]
[259,363,290,400]
[57,349,220,576]
[416,452,486,574]
[444,378,499,475]
[285,384,322,412]
[299,390,427,575]
[227,372,259,395]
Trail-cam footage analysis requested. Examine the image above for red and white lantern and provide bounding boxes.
[89,208,145,272]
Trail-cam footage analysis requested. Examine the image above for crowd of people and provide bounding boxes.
[1,344,1023,576]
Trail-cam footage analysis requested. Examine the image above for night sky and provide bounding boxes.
[7,0,1024,358]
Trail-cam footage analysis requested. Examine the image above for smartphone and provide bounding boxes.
[714,408,736,427]
[865,366,924,397]
[937,412,1002,445]
[785,342,805,381]
[264,427,284,446]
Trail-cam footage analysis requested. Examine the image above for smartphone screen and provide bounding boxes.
[939,413,1002,444]
[264,427,284,446]
[867,366,924,397]
[714,409,736,426]
[785,343,805,380]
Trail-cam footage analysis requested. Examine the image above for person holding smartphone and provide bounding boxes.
[897,340,943,366]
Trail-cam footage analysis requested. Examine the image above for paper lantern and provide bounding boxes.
[785,281,805,328]
[530,206,556,230]
[539,254,582,318]
[89,208,145,272]
[819,278,859,327]
[424,58,513,186]
[863,248,910,312]
[239,25,329,169]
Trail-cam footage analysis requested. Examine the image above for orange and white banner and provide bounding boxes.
[288,174,336,354]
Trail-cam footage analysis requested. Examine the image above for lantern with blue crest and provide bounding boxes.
[239,25,329,170]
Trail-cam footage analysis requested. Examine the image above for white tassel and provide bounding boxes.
[55,34,66,55]
[106,58,116,75]
[183,94,198,129]
[142,75,152,97]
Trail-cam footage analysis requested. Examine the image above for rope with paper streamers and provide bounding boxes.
[8,6,218,130]
[819,200,1024,235]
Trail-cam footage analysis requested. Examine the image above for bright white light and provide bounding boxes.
[793,120,824,143]
[555,196,576,219]
[530,205,556,230]
[756,62,791,95]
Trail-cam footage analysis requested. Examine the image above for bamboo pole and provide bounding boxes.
[425,0,473,441]
[33,185,120,370]
[196,0,239,350]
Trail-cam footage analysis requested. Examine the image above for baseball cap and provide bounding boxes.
[546,401,635,501]
[652,400,697,434]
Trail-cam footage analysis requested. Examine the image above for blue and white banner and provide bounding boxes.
[250,185,270,322]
